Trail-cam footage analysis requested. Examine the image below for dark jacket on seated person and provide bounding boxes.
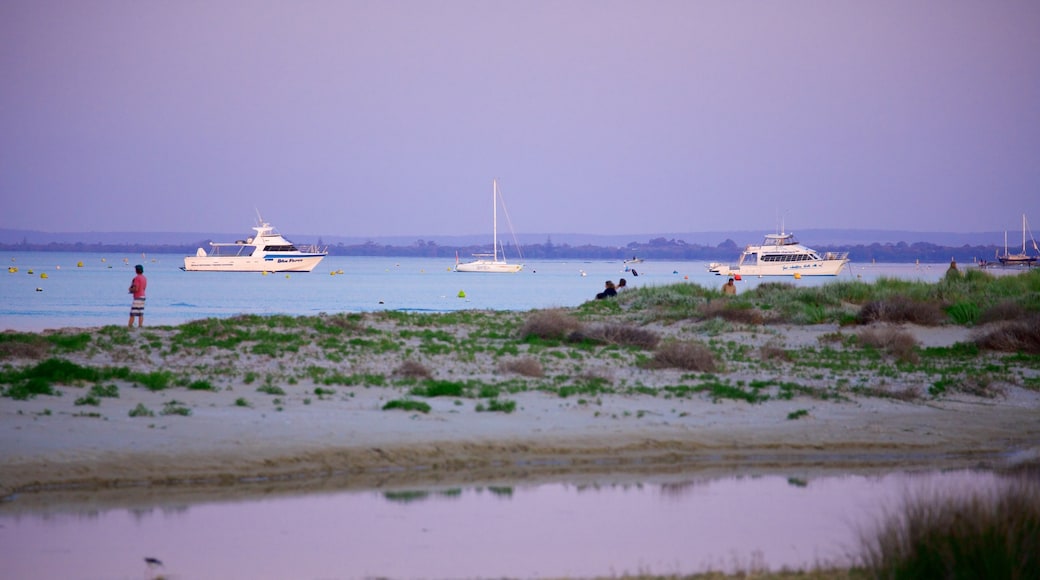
[596,281,618,299]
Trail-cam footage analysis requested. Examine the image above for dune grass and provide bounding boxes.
[1,269,1037,413]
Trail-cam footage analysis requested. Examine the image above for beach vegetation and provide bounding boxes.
[187,379,216,391]
[96,325,133,346]
[130,370,173,391]
[74,393,100,406]
[3,377,55,400]
[257,384,286,396]
[644,341,717,372]
[22,358,101,384]
[498,357,544,377]
[787,409,810,420]
[476,398,516,413]
[856,327,920,364]
[89,383,119,398]
[973,317,1040,354]
[382,399,431,413]
[411,380,466,398]
[859,477,1040,578]
[46,332,91,352]
[759,342,792,362]
[393,359,432,379]
[520,309,583,340]
[0,332,52,359]
[313,387,334,398]
[578,324,660,349]
[234,397,251,407]
[128,403,154,417]
[160,400,192,416]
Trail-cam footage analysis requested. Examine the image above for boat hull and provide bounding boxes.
[454,260,523,273]
[997,255,1038,267]
[709,259,847,277]
[182,254,326,272]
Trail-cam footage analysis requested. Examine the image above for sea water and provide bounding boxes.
[0,470,1012,579]
[1,251,957,332]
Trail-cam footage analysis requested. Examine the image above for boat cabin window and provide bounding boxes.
[263,244,298,252]
[761,254,814,263]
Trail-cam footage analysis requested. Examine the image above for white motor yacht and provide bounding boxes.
[708,232,848,277]
[182,219,327,272]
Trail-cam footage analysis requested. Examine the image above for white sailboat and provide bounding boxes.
[997,213,1039,267]
[455,180,524,273]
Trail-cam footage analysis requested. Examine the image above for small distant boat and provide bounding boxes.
[623,256,643,265]
[996,214,1039,267]
[182,215,327,272]
[708,231,848,277]
[455,180,523,273]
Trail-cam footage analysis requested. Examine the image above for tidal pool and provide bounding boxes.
[0,469,1008,579]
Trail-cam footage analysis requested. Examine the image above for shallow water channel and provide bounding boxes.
[0,468,1011,579]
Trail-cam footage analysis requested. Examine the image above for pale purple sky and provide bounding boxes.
[2,1,1038,238]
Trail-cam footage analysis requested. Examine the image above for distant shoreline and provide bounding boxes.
[0,240,1021,265]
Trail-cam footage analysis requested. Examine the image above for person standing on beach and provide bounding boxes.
[722,278,737,296]
[128,264,147,327]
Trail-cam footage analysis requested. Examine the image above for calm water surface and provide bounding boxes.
[0,470,1008,579]
[1,252,960,332]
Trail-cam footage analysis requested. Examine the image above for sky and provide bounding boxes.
[2,0,1039,239]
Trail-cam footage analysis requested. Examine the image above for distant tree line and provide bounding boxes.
[0,237,1012,264]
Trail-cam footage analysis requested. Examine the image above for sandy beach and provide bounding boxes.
[2,312,1039,504]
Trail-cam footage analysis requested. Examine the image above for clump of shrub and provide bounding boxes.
[128,403,154,417]
[644,341,717,372]
[382,399,431,413]
[0,333,51,360]
[498,357,544,378]
[160,400,191,416]
[857,326,920,364]
[187,379,216,391]
[476,399,517,413]
[410,380,465,398]
[579,324,660,349]
[978,300,1027,324]
[698,300,765,325]
[974,316,1040,355]
[393,359,432,379]
[519,309,583,340]
[857,296,946,326]
[759,342,791,362]
[4,378,57,400]
[860,477,1040,578]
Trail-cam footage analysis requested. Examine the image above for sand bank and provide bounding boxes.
[2,319,1038,502]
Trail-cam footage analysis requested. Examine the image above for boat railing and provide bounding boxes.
[823,251,849,261]
[296,244,328,254]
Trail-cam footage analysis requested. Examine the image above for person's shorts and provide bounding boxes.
[130,298,146,316]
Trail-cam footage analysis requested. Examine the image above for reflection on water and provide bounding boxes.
[0,470,1010,579]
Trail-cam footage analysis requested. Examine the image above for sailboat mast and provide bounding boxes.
[493,179,499,262]
[1023,214,1028,253]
